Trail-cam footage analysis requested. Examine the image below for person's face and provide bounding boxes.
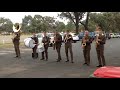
[33,33,36,37]
[66,31,69,34]
[85,31,89,36]
[98,31,102,35]
[44,32,46,36]
[55,31,58,35]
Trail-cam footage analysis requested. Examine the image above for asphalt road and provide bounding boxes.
[0,38,120,78]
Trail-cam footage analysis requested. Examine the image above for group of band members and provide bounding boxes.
[81,24,106,67]
[12,24,106,67]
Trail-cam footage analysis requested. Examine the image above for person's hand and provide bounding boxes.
[98,39,101,41]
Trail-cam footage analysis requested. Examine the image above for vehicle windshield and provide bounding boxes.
[47,33,54,37]
[37,33,43,38]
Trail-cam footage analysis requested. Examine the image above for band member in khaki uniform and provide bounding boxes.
[95,25,106,67]
[53,31,62,62]
[41,32,50,61]
[31,33,38,59]
[81,31,92,66]
[12,31,21,58]
[64,30,74,63]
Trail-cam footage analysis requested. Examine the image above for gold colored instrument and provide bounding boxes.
[82,36,89,49]
[53,34,57,50]
[95,35,101,48]
[13,23,22,33]
[12,23,21,42]
[64,34,72,43]
[82,43,86,46]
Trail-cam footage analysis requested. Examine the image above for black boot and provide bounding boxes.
[96,65,102,67]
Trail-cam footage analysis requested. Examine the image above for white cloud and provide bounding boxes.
[0,12,68,24]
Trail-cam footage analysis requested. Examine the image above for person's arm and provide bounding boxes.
[81,38,83,45]
[100,36,106,44]
[46,37,50,44]
[86,37,92,44]
[57,35,62,42]
[69,34,73,41]
[42,37,44,43]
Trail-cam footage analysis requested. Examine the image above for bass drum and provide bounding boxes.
[24,38,36,48]
[36,38,44,53]
[37,43,44,53]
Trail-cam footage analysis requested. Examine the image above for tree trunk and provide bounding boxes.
[75,23,79,34]
[84,12,90,31]
[74,12,79,34]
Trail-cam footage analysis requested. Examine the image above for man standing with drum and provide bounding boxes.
[40,32,50,61]
[31,33,39,59]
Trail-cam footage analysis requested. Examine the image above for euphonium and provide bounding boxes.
[13,23,22,33]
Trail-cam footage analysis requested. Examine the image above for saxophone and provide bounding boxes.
[96,35,100,48]
[53,34,57,50]
[82,37,87,49]
[64,34,72,43]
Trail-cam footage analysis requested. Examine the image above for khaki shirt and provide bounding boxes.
[12,32,20,43]
[95,35,106,50]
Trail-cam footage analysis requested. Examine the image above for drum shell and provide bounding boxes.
[24,38,36,48]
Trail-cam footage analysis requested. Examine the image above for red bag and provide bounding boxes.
[93,66,120,78]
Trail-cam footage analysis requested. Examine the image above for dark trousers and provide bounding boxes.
[13,42,20,57]
[65,43,73,61]
[56,44,61,60]
[96,49,106,66]
[83,47,90,65]
[32,45,38,58]
[42,45,48,59]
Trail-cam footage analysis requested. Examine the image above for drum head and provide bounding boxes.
[24,38,35,48]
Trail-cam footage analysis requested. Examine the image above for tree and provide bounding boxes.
[0,17,13,33]
[55,21,66,32]
[22,15,33,33]
[59,12,91,33]
[65,21,75,32]
[88,12,120,33]
[59,12,86,34]
[80,12,90,30]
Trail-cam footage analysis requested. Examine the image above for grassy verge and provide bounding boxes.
[0,42,25,48]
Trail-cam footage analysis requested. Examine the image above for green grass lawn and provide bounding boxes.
[0,35,31,48]
[0,42,25,48]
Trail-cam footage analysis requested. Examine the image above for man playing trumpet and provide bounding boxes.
[64,30,74,63]
[95,24,106,67]
[81,31,92,66]
[53,31,62,62]
[41,31,50,61]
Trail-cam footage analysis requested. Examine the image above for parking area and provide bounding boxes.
[0,38,120,78]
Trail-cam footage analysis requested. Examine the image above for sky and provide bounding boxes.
[0,12,68,24]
